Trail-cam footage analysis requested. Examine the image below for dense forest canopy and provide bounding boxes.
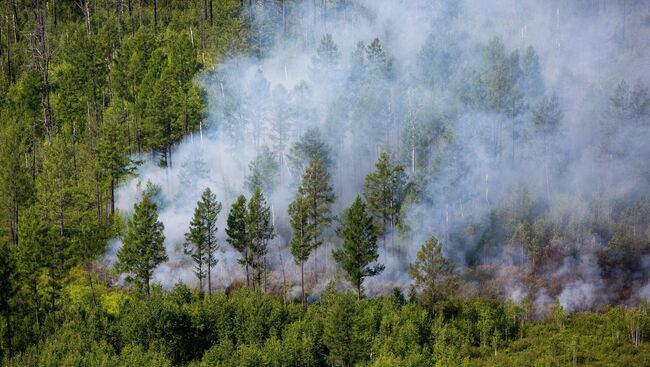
[1,0,650,366]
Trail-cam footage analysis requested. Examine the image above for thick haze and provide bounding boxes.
[111,0,650,311]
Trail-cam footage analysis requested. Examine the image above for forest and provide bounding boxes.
[1,0,650,366]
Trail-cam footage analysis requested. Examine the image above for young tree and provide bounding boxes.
[185,188,222,296]
[288,192,314,306]
[116,194,168,296]
[333,197,384,299]
[298,157,335,283]
[408,236,458,314]
[247,188,274,290]
[363,152,407,249]
[226,194,251,287]
[245,146,279,195]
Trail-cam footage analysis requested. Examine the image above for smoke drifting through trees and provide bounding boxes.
[114,0,650,312]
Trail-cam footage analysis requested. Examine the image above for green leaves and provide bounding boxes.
[226,189,274,289]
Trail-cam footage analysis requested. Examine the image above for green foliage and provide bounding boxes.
[363,152,408,243]
[245,146,280,195]
[116,194,167,296]
[333,197,384,299]
[298,158,335,252]
[288,191,315,305]
[185,188,222,295]
[247,188,275,288]
[408,237,458,314]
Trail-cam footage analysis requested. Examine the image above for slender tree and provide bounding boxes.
[226,194,251,287]
[116,194,167,296]
[299,157,335,283]
[333,197,384,299]
[288,192,314,306]
[363,152,407,250]
[185,188,222,296]
[247,188,274,290]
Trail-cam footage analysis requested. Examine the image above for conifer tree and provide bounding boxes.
[226,194,251,287]
[16,208,49,326]
[408,236,458,314]
[298,157,335,283]
[98,104,137,216]
[247,188,274,290]
[185,188,222,296]
[116,193,167,296]
[333,197,384,299]
[0,242,17,356]
[363,152,407,249]
[288,192,314,306]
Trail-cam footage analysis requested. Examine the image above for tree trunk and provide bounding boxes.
[301,259,305,307]
[207,243,212,297]
[209,0,213,26]
[153,0,158,32]
[128,0,134,33]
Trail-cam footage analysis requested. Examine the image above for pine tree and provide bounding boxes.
[116,193,167,296]
[226,194,251,287]
[288,127,333,180]
[185,187,222,296]
[0,242,17,357]
[313,33,340,71]
[333,197,384,299]
[245,146,279,195]
[363,152,407,250]
[408,236,458,314]
[247,188,274,290]
[98,103,137,216]
[16,208,49,326]
[288,192,314,306]
[298,157,335,283]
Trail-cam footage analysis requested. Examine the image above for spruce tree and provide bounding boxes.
[288,192,314,306]
[226,194,251,287]
[247,188,274,290]
[116,194,167,296]
[185,188,222,296]
[298,157,335,283]
[333,197,384,299]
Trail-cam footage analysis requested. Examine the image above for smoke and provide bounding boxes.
[110,0,650,309]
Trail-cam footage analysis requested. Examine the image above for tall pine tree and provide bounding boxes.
[333,197,384,299]
[363,152,407,250]
[247,188,274,291]
[288,192,314,306]
[185,187,222,296]
[298,157,335,283]
[116,193,167,296]
[226,194,251,287]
